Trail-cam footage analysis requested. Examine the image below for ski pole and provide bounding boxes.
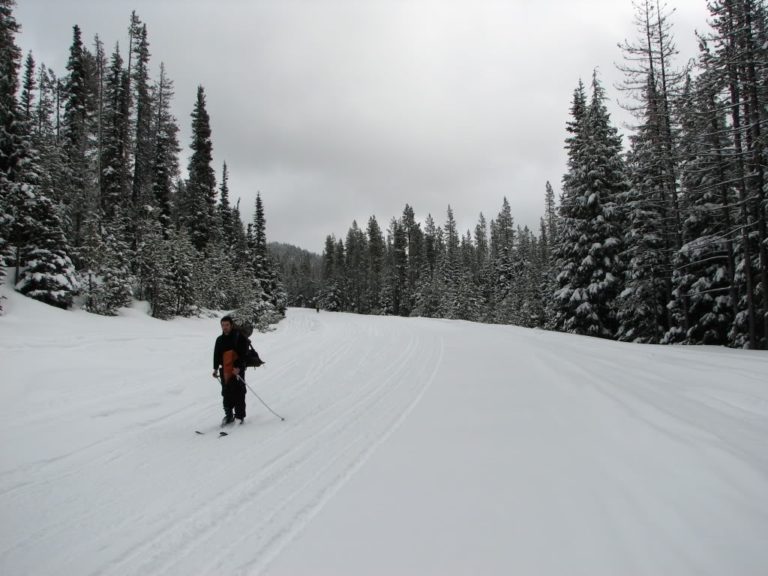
[238,375,285,421]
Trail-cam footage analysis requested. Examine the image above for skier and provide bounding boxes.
[212,315,249,425]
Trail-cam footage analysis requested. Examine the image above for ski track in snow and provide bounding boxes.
[0,307,444,575]
[2,298,768,575]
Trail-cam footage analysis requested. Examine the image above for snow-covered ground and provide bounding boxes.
[1,285,767,576]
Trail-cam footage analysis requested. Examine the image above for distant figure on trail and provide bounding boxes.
[212,315,249,425]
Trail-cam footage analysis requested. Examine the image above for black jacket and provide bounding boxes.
[213,330,249,373]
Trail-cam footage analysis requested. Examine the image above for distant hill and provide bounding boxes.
[268,242,322,308]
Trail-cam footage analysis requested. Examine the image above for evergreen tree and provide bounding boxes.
[230,198,250,268]
[61,24,95,251]
[167,228,197,316]
[130,17,153,211]
[248,192,286,314]
[320,234,341,310]
[185,85,215,252]
[100,43,130,223]
[79,215,132,315]
[551,75,627,338]
[218,161,233,242]
[98,227,133,314]
[19,50,33,122]
[0,0,23,297]
[366,215,385,313]
[543,181,558,255]
[491,198,516,323]
[665,69,739,344]
[401,204,423,314]
[474,213,494,322]
[616,77,672,343]
[701,0,768,348]
[16,193,78,308]
[151,62,179,233]
[1,1,77,309]
[345,220,368,313]
[387,217,408,315]
[0,0,21,182]
[32,64,67,217]
[252,193,267,279]
[439,206,461,318]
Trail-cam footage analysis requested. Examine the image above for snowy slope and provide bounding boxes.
[1,286,767,576]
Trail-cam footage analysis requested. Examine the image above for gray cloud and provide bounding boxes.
[16,0,710,252]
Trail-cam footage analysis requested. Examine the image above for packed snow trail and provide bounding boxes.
[0,296,443,576]
[267,323,768,576]
[1,291,767,575]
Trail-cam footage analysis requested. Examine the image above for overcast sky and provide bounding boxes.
[15,0,711,253]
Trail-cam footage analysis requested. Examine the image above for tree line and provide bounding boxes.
[315,0,767,349]
[0,2,286,327]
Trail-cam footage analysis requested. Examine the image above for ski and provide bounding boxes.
[195,419,243,436]
[195,429,231,436]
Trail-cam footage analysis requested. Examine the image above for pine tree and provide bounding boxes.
[252,193,267,279]
[345,220,368,313]
[0,0,20,297]
[387,217,408,315]
[32,64,67,216]
[16,193,78,308]
[218,161,233,243]
[100,43,130,223]
[491,198,516,323]
[98,227,132,314]
[1,1,77,309]
[19,50,33,122]
[366,215,385,313]
[615,0,690,343]
[230,198,250,269]
[551,75,627,338]
[320,234,341,310]
[474,213,494,322]
[130,17,153,212]
[151,62,179,233]
[439,206,461,319]
[616,77,672,343]
[0,0,21,181]
[186,85,215,252]
[79,212,104,311]
[543,181,558,255]
[248,192,286,315]
[401,204,423,315]
[0,0,22,311]
[665,68,739,344]
[61,24,95,252]
[167,228,197,316]
[701,0,768,348]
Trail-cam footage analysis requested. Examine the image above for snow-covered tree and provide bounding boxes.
[129,14,153,214]
[551,75,627,338]
[616,78,672,343]
[664,70,737,345]
[150,62,178,233]
[16,192,78,308]
[185,85,215,252]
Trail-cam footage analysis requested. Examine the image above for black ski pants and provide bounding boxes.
[221,373,246,419]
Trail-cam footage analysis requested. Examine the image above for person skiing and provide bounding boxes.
[212,315,249,425]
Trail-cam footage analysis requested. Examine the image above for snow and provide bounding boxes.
[1,284,768,575]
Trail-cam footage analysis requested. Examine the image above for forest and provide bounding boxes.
[1,0,767,348]
[311,0,768,349]
[0,3,286,329]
